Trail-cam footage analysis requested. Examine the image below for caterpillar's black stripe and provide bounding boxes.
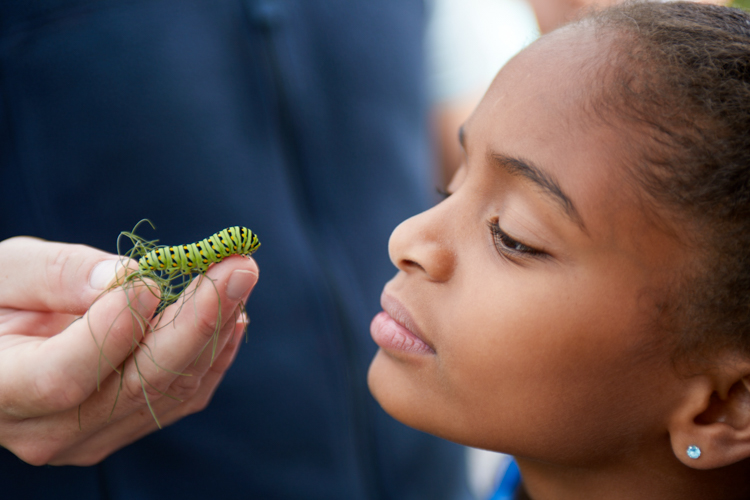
[138,226,260,274]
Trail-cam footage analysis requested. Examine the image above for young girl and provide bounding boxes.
[367,2,750,499]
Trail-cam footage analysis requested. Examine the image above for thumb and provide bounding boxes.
[0,236,132,314]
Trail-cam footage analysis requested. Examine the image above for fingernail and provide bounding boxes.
[89,260,121,290]
[226,270,258,300]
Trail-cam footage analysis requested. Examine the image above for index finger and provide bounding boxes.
[0,237,129,314]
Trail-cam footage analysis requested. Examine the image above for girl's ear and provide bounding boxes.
[667,357,750,470]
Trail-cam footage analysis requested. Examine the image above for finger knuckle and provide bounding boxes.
[119,370,166,408]
[12,440,61,466]
[45,245,85,297]
[208,350,235,374]
[32,369,87,413]
[169,374,202,401]
[182,391,213,414]
[194,312,222,343]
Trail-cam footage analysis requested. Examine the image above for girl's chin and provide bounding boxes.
[367,352,478,448]
[367,351,418,424]
[367,349,435,426]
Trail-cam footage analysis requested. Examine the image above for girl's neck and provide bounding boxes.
[515,452,750,500]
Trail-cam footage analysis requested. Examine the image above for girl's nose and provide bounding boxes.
[388,204,456,283]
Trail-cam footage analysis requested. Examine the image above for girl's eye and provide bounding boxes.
[488,220,545,259]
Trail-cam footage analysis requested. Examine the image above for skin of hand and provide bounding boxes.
[0,236,258,466]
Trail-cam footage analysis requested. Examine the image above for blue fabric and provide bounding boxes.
[488,459,521,500]
[0,1,468,499]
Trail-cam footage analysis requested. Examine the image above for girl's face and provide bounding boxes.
[368,29,691,465]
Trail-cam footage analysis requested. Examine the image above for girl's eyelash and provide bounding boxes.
[487,220,545,259]
[436,187,452,199]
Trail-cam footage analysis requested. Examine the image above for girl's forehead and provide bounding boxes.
[470,27,621,176]
[485,26,612,113]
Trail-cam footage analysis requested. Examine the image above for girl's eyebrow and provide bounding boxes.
[489,151,587,232]
[458,125,586,231]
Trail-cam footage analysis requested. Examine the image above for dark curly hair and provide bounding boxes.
[582,2,750,359]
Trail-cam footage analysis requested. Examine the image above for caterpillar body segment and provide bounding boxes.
[138,226,260,275]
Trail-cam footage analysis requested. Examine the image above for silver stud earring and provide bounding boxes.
[686,445,701,459]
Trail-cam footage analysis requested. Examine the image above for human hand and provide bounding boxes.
[0,236,258,466]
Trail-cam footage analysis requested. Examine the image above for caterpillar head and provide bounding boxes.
[250,233,260,252]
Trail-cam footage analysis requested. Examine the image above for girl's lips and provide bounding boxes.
[370,296,435,355]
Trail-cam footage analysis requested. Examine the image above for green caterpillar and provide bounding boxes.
[80,223,260,430]
[138,226,260,275]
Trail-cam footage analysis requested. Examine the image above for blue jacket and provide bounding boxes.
[0,1,468,498]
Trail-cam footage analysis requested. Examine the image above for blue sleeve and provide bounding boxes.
[488,458,522,500]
